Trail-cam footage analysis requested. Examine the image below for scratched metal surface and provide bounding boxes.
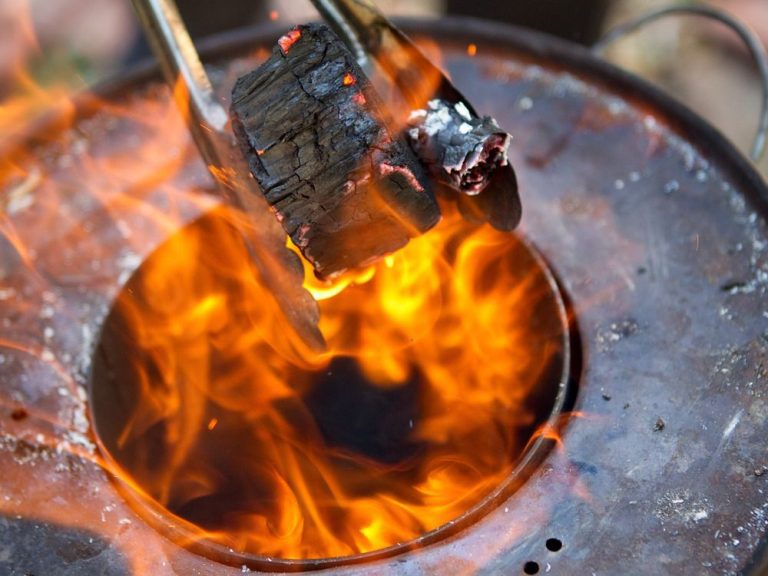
[0,18,766,576]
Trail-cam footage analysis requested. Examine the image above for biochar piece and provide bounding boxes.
[231,23,440,277]
[405,97,520,230]
[406,98,511,195]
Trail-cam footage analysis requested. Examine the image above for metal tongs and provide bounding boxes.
[129,0,520,352]
[130,0,325,353]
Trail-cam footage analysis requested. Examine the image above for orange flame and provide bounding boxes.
[0,1,83,153]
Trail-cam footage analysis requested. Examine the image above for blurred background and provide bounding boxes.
[1,0,766,173]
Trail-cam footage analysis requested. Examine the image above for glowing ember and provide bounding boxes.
[377,162,425,194]
[278,28,302,54]
[467,43,478,57]
[352,92,367,106]
[342,72,356,86]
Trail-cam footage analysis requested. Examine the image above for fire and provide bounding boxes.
[0,2,78,180]
[94,201,564,560]
[0,9,568,568]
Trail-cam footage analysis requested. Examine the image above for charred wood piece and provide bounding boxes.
[231,24,440,277]
[406,99,511,196]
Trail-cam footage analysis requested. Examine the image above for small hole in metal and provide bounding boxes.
[523,561,540,574]
[10,408,28,421]
[546,537,563,552]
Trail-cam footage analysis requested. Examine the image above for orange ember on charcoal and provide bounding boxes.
[278,28,302,54]
[352,91,367,106]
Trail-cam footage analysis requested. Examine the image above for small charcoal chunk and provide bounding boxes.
[406,99,510,195]
[231,23,440,277]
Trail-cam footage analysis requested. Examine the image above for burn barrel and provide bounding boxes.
[0,17,766,576]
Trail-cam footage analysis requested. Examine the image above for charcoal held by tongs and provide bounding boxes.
[406,99,511,196]
[230,0,521,277]
[231,24,440,278]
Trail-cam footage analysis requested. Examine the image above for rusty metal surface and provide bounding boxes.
[0,17,767,576]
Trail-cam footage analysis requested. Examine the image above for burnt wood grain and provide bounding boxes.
[231,24,440,277]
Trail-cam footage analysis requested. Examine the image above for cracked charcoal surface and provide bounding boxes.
[231,24,440,277]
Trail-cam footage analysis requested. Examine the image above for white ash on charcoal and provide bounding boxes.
[406,99,511,196]
[231,24,440,278]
